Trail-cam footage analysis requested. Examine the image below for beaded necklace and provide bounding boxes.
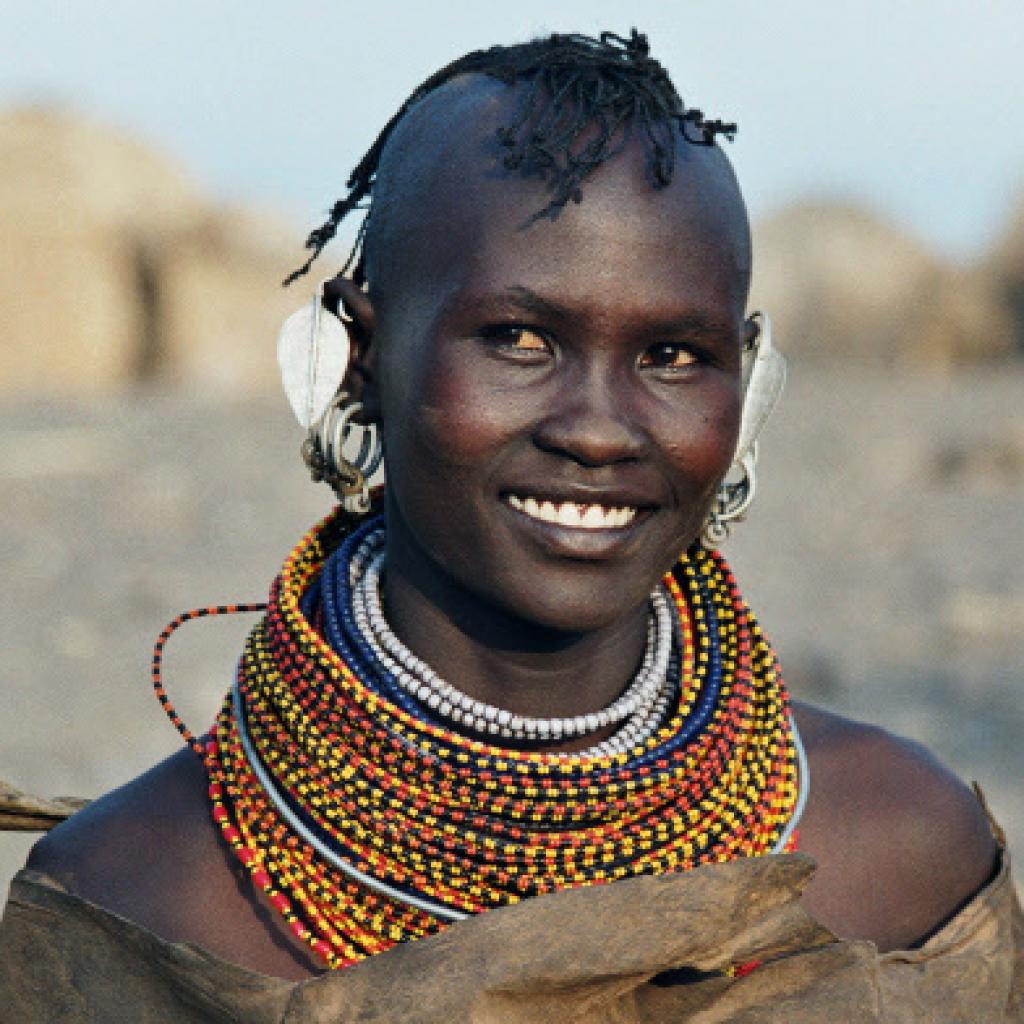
[346,526,679,756]
[152,506,802,971]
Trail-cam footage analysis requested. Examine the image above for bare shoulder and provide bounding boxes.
[26,749,317,980]
[27,750,231,933]
[792,701,999,952]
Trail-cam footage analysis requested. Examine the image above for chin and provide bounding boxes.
[486,564,658,636]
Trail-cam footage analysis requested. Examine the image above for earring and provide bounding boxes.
[302,392,383,516]
[276,280,382,515]
[701,312,786,549]
[700,448,759,549]
[276,280,351,429]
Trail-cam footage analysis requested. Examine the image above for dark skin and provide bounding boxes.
[28,78,997,981]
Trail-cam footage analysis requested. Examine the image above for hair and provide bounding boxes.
[283,29,736,287]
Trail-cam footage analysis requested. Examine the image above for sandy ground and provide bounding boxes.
[2,364,1022,901]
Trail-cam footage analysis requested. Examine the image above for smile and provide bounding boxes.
[505,494,638,530]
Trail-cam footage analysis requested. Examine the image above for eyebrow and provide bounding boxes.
[499,286,573,321]
[657,314,735,337]
[499,287,733,337]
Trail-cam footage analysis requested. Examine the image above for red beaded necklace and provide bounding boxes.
[152,507,799,970]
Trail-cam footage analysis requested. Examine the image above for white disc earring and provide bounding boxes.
[701,312,786,549]
[276,280,382,515]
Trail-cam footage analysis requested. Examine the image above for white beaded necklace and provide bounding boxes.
[347,529,678,756]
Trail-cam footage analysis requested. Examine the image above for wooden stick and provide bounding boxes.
[0,779,89,832]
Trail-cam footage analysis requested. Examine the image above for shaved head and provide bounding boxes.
[285,30,739,287]
[361,73,752,319]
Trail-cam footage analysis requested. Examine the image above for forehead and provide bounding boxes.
[366,76,751,320]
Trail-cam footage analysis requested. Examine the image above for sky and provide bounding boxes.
[3,0,1023,261]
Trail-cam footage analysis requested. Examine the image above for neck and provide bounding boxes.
[381,519,650,735]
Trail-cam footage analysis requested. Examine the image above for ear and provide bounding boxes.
[741,314,761,354]
[738,312,762,392]
[324,274,380,421]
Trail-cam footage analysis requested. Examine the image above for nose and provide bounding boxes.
[533,365,647,468]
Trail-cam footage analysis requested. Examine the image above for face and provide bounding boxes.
[359,82,752,635]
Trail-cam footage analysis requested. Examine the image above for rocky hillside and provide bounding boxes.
[750,202,1016,368]
[0,106,302,394]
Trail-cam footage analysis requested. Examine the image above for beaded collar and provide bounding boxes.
[153,506,804,970]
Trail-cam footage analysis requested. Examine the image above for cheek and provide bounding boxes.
[659,384,742,493]
[382,343,525,484]
[419,380,505,469]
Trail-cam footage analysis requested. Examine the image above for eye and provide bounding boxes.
[479,324,552,356]
[638,342,699,371]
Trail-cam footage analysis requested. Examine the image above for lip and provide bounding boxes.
[499,484,662,511]
[498,488,658,560]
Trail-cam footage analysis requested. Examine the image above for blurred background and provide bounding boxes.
[2,1,1022,898]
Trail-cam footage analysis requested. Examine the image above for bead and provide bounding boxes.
[352,535,673,745]
[156,509,797,975]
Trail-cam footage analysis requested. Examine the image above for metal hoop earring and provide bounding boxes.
[700,450,757,549]
[302,392,383,516]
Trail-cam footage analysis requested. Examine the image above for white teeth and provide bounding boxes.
[556,502,582,528]
[506,495,638,530]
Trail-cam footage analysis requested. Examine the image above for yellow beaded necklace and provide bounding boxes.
[153,508,800,969]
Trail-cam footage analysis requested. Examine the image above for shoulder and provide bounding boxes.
[27,749,223,926]
[26,750,318,979]
[791,702,999,951]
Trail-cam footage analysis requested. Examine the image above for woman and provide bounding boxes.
[2,30,1019,1021]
